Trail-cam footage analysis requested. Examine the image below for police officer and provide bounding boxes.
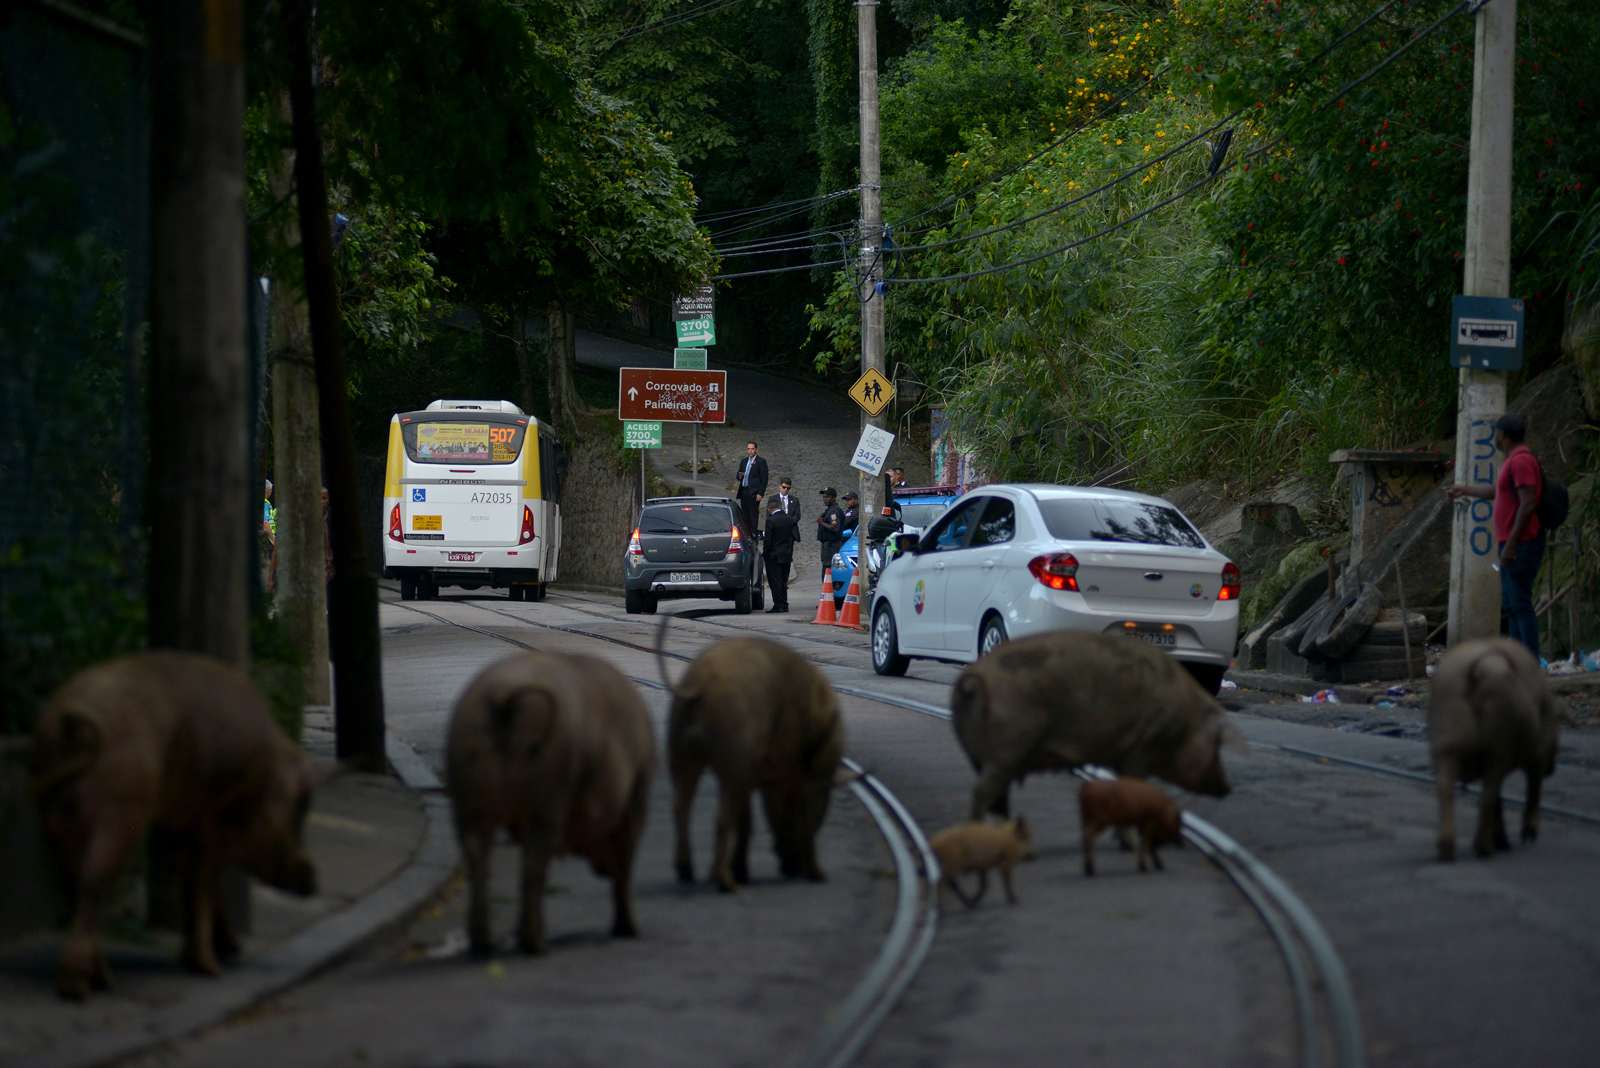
[763,495,797,612]
[840,491,860,540]
[816,487,845,582]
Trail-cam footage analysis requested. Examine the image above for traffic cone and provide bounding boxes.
[833,566,864,630]
[810,567,837,625]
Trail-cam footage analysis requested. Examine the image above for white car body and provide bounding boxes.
[869,484,1240,688]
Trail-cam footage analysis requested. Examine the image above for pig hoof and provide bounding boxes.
[1522,826,1538,843]
[611,919,639,939]
[518,932,548,955]
[675,863,694,884]
[182,950,223,977]
[1474,840,1494,858]
[1437,840,1455,863]
[56,974,91,1001]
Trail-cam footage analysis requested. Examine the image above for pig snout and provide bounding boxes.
[1173,722,1232,797]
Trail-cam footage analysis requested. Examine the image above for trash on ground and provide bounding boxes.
[1299,689,1340,704]
[1425,664,1436,677]
[1386,684,1408,696]
[1219,679,1239,690]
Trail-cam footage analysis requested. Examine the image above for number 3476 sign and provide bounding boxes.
[850,425,896,477]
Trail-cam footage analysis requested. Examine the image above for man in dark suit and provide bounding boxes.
[735,440,768,539]
[773,477,799,519]
[763,495,797,612]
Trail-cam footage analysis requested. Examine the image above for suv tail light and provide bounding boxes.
[729,525,743,554]
[389,503,403,542]
[1028,553,1079,592]
[519,505,536,545]
[628,527,643,556]
[1219,561,1241,600]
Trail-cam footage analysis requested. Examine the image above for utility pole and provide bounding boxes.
[857,0,887,521]
[1447,0,1516,647]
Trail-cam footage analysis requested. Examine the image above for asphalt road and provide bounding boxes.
[135,586,1600,1068]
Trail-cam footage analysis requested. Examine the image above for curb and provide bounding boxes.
[1226,669,1400,706]
[17,734,458,1068]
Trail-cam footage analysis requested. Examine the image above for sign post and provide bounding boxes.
[850,425,896,477]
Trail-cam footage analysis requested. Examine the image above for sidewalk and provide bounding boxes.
[0,712,456,1068]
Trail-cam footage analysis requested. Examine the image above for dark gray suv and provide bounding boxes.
[624,497,759,614]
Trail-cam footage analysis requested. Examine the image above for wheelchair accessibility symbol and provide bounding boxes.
[413,488,426,502]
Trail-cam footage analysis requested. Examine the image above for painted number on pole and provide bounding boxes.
[675,318,716,346]
[850,425,896,477]
[623,421,662,449]
[673,348,707,370]
[1450,295,1524,370]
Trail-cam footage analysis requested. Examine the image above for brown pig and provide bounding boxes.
[447,651,653,954]
[30,652,317,999]
[667,635,845,892]
[929,817,1035,908]
[951,630,1235,820]
[1427,637,1560,862]
[1079,777,1184,876]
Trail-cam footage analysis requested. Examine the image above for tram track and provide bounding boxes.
[386,598,940,1068]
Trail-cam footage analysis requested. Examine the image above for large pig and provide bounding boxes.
[448,651,653,954]
[951,631,1234,820]
[1427,637,1560,861]
[31,652,317,999]
[668,636,845,891]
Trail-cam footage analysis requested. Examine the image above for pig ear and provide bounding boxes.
[832,765,863,788]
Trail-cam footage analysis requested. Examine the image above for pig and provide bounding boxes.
[30,651,317,1000]
[447,650,654,954]
[667,634,845,892]
[1078,777,1184,876]
[950,630,1235,821]
[1427,637,1560,862]
[929,817,1035,908]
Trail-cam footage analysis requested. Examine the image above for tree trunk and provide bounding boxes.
[512,305,535,415]
[283,0,386,771]
[146,0,250,667]
[546,301,584,436]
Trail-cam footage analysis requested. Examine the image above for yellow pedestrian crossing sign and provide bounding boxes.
[849,368,895,416]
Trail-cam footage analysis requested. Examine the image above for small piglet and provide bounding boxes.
[1428,637,1560,861]
[1078,777,1184,876]
[31,652,318,999]
[448,651,654,954]
[929,818,1034,908]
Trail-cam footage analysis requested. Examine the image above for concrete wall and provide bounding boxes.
[555,433,634,589]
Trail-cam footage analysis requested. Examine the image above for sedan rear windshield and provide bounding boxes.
[640,504,732,535]
[1036,498,1205,549]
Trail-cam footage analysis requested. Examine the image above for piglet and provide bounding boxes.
[1428,637,1560,861]
[31,652,317,999]
[1078,777,1184,876]
[929,818,1034,908]
[448,651,654,954]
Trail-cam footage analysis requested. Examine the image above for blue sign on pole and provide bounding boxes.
[1450,295,1524,370]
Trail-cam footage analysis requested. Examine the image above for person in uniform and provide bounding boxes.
[763,495,797,612]
[816,487,845,582]
[840,491,860,541]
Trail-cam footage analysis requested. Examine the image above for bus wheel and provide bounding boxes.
[400,574,417,601]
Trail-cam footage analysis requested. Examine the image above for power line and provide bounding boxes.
[695,187,855,225]
[714,258,850,280]
[582,0,755,47]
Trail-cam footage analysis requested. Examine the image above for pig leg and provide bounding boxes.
[1081,816,1104,877]
[460,823,495,955]
[1473,764,1510,858]
[1147,829,1165,873]
[969,869,989,907]
[56,820,138,999]
[712,784,751,892]
[1521,766,1543,844]
[732,793,755,885]
[179,835,224,976]
[1000,862,1018,904]
[1433,753,1458,862]
[608,777,648,939]
[516,827,554,954]
[672,757,704,884]
[970,764,1012,821]
[941,874,977,908]
[1136,828,1149,873]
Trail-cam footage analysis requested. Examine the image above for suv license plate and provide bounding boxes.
[1132,628,1176,647]
[669,571,700,583]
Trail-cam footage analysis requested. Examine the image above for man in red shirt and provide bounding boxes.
[1445,413,1545,657]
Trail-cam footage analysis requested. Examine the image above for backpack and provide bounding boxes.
[1536,466,1570,530]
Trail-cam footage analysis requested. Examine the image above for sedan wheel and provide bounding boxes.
[979,615,1008,656]
[872,605,911,677]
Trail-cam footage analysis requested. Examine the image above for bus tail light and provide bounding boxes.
[520,505,536,545]
[389,503,403,542]
[628,528,643,556]
[1218,562,1241,600]
[1028,553,1079,592]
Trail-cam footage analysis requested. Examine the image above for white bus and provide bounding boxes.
[382,400,565,601]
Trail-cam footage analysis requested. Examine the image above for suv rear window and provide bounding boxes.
[1036,498,1205,549]
[640,504,732,535]
[403,419,526,465]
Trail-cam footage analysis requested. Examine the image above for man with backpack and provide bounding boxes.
[1445,413,1566,658]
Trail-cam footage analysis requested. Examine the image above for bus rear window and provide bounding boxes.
[402,421,525,465]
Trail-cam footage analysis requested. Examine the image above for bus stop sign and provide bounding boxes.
[1450,295,1524,370]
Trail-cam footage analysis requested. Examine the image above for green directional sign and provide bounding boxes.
[623,421,662,449]
[675,317,716,346]
[673,347,707,370]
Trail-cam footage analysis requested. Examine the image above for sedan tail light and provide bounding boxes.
[1218,561,1241,600]
[519,505,536,544]
[1028,552,1079,592]
[729,525,743,554]
[628,527,643,556]
[388,503,403,542]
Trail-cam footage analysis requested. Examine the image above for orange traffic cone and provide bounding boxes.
[833,566,863,629]
[810,567,837,625]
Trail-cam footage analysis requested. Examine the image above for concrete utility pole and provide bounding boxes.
[857,0,887,520]
[1447,0,1517,646]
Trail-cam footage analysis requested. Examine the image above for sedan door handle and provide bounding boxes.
[982,560,996,569]
[934,562,945,571]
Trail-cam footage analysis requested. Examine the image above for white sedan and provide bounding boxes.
[868,484,1240,692]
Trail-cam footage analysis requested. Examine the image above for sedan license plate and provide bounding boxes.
[668,571,701,583]
[446,552,476,562]
[1131,627,1177,647]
